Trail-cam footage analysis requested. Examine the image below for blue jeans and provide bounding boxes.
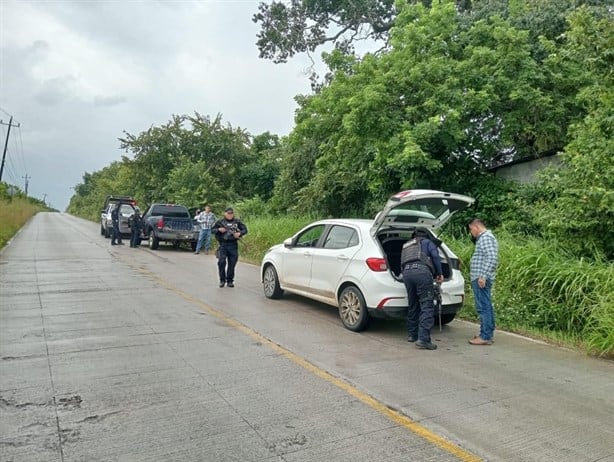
[195,228,211,252]
[472,278,495,340]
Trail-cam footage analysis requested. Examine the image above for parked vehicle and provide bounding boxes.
[100,196,137,238]
[142,203,199,251]
[260,190,475,331]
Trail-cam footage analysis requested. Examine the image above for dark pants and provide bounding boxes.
[130,227,141,247]
[402,264,435,342]
[111,221,122,244]
[217,244,238,283]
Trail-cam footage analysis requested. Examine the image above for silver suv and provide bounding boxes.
[101,202,137,238]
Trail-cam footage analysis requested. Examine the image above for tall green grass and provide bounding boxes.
[239,215,315,265]
[0,198,44,248]
[447,232,614,358]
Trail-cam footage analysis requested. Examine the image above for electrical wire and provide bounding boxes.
[17,126,28,179]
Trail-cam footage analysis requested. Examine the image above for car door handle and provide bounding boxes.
[303,251,312,257]
[337,255,349,261]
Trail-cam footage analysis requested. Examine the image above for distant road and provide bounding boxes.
[1,212,613,461]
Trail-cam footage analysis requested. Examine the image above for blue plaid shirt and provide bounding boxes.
[470,230,499,282]
[197,212,217,230]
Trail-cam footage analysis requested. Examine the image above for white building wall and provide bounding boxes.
[494,155,563,184]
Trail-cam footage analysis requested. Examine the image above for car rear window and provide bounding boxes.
[150,205,190,218]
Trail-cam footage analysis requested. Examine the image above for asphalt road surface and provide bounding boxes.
[1,212,613,462]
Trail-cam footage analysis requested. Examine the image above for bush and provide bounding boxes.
[0,197,45,248]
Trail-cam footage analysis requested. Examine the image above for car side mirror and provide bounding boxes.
[283,238,293,248]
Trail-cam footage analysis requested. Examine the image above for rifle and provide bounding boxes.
[434,282,443,332]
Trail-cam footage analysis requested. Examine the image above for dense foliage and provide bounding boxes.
[67,114,282,221]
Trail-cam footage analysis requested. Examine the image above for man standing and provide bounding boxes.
[194,205,216,255]
[129,208,142,248]
[401,228,444,350]
[110,205,123,245]
[213,207,247,288]
[468,218,499,345]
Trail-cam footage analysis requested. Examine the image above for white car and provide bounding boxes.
[260,190,475,331]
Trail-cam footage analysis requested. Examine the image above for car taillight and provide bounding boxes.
[156,218,164,229]
[366,257,388,272]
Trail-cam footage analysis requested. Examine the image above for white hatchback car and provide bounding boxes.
[260,190,475,331]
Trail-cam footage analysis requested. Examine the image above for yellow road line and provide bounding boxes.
[133,264,482,462]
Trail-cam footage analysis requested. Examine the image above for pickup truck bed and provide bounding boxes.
[142,204,199,250]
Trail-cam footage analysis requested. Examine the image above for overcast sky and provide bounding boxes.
[0,0,315,211]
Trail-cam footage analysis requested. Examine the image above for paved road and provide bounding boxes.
[1,213,613,462]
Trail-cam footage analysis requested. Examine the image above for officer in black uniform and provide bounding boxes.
[129,208,142,248]
[110,205,123,245]
[401,227,444,350]
[212,207,248,288]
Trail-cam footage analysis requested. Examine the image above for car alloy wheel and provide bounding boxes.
[263,265,283,299]
[338,286,369,332]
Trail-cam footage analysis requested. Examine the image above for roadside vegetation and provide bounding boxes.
[0,183,48,248]
[65,1,612,357]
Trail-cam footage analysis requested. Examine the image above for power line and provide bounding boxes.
[16,126,28,178]
[0,106,13,118]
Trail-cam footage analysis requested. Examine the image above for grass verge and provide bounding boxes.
[0,198,45,249]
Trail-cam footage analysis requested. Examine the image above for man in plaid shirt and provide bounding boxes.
[468,218,499,345]
[194,205,217,255]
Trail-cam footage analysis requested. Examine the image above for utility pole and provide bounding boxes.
[22,174,30,195]
[0,116,21,182]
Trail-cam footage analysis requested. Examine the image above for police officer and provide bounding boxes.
[401,227,444,350]
[110,205,123,245]
[129,208,143,248]
[212,207,247,288]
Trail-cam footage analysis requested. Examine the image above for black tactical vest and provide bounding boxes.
[401,237,434,273]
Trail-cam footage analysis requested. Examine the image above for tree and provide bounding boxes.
[119,113,252,206]
[253,0,608,66]
[531,7,614,260]
[272,1,568,216]
[238,132,282,201]
[253,0,397,64]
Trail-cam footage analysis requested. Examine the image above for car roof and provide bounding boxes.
[311,218,374,230]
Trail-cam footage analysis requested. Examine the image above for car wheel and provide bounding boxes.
[104,226,111,238]
[338,286,369,332]
[438,313,456,325]
[149,233,159,250]
[100,225,105,236]
[190,242,197,252]
[263,265,283,299]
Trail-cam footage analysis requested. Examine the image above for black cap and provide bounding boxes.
[224,207,234,213]
[414,227,429,237]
